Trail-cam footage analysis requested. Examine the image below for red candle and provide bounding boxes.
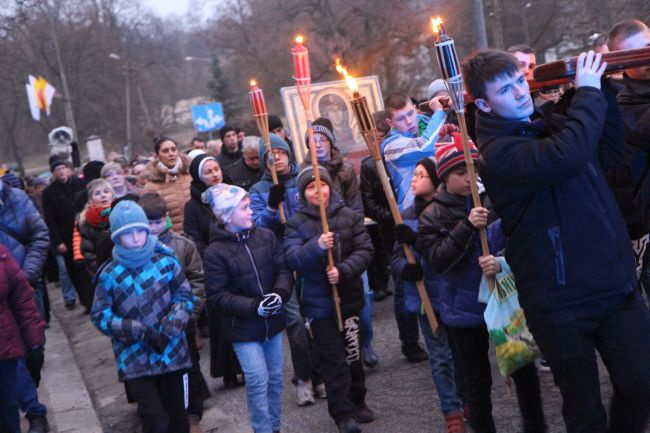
[249,80,267,117]
[291,35,311,86]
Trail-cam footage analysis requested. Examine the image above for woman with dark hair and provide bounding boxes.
[144,137,191,232]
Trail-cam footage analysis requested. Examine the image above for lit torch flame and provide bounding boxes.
[335,58,358,92]
[431,16,443,34]
[295,35,304,44]
[250,79,257,87]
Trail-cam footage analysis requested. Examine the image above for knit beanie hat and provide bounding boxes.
[435,132,479,181]
[82,160,105,181]
[201,183,248,224]
[109,200,151,241]
[416,157,441,189]
[268,115,284,132]
[427,79,448,100]
[297,165,333,200]
[49,155,71,172]
[259,133,292,162]
[220,124,236,140]
[306,117,336,149]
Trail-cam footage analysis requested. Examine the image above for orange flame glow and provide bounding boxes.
[431,16,443,34]
[295,35,304,44]
[335,58,358,92]
[250,79,257,87]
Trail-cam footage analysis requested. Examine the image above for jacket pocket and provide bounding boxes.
[547,226,566,285]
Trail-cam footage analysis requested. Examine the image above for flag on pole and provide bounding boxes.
[25,75,56,121]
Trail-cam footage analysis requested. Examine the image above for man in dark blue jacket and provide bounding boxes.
[464,48,650,433]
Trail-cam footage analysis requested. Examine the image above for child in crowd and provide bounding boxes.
[415,134,546,433]
[203,183,294,433]
[391,156,467,433]
[283,166,374,433]
[91,200,194,433]
[139,192,210,433]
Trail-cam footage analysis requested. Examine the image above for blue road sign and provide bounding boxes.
[191,103,225,132]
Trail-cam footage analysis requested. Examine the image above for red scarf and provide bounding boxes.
[86,206,110,229]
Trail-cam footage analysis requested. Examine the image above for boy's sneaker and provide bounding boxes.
[338,418,361,433]
[444,412,466,433]
[362,344,379,368]
[188,414,202,433]
[539,357,551,372]
[27,414,50,433]
[353,403,376,423]
[401,342,428,363]
[296,379,315,406]
[314,382,327,399]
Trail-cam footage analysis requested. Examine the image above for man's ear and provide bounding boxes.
[385,117,393,128]
[474,98,492,114]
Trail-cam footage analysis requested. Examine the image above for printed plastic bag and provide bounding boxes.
[478,257,539,377]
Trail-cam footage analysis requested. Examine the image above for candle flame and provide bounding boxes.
[250,79,257,87]
[295,35,304,44]
[335,58,358,92]
[431,16,443,34]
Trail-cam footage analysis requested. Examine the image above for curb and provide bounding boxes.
[42,311,103,433]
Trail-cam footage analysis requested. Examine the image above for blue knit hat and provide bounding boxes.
[259,133,292,162]
[109,200,151,241]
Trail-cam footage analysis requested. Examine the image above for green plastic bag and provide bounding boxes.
[478,257,540,377]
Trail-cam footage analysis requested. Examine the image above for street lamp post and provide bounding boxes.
[522,2,533,46]
[109,53,132,159]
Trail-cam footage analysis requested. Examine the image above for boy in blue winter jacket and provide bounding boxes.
[416,135,545,433]
[283,166,374,433]
[203,183,294,433]
[91,200,195,433]
[391,156,466,433]
[464,48,650,433]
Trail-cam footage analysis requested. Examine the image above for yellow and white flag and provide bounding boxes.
[25,75,56,121]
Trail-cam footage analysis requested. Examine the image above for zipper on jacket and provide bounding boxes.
[548,226,566,285]
[243,240,270,341]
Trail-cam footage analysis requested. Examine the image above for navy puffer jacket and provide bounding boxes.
[283,196,374,319]
[204,224,294,342]
[0,182,49,283]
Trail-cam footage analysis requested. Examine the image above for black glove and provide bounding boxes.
[144,328,166,354]
[394,224,418,245]
[275,221,286,237]
[268,183,286,210]
[400,262,424,282]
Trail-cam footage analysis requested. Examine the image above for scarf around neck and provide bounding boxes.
[157,158,183,178]
[112,234,158,269]
[86,206,111,228]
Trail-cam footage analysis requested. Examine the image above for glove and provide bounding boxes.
[268,183,286,210]
[256,293,283,317]
[144,327,166,354]
[394,224,418,245]
[400,262,424,282]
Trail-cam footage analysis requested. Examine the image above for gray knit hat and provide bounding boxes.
[297,165,333,201]
[202,183,248,224]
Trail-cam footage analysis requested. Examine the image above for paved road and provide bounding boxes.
[47,283,649,433]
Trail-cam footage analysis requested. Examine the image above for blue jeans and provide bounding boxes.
[0,360,20,433]
[55,254,76,303]
[16,359,46,416]
[360,272,374,348]
[284,288,312,382]
[233,333,283,433]
[417,314,463,415]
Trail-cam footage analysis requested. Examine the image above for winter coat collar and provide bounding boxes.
[208,222,255,243]
[475,106,551,148]
[146,154,191,183]
[619,73,650,103]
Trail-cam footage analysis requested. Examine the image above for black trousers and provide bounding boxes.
[186,331,210,418]
[527,292,650,433]
[311,315,367,424]
[447,326,546,433]
[126,371,189,433]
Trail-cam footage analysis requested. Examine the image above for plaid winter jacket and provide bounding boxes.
[91,246,194,381]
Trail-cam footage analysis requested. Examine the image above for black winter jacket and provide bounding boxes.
[476,86,636,319]
[283,197,374,318]
[223,159,262,192]
[183,182,217,258]
[42,176,86,248]
[359,156,393,226]
[204,224,294,342]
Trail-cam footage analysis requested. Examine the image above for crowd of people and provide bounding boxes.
[1,17,650,433]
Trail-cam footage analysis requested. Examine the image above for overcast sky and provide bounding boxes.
[144,0,211,17]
